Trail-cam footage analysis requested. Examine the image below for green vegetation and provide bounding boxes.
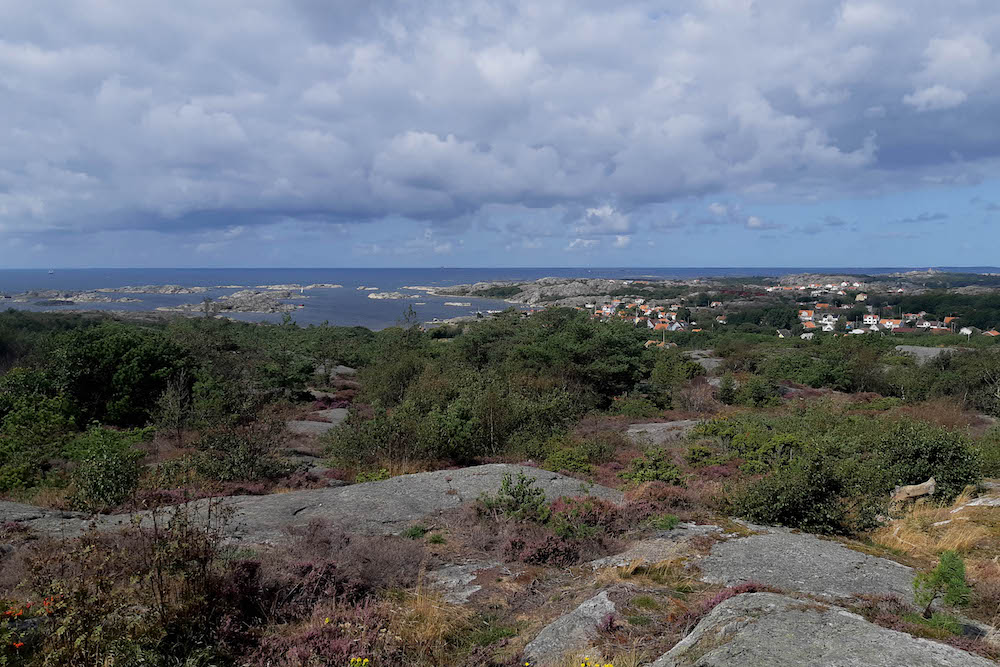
[914,551,971,618]
[695,409,981,533]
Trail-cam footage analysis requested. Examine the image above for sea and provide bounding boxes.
[0,267,996,330]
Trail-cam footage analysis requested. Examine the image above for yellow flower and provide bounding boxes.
[324,617,330,624]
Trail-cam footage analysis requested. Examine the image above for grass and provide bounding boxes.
[614,558,696,592]
[401,525,428,539]
[427,533,446,544]
[873,491,993,558]
[650,513,680,531]
[452,612,519,651]
[631,595,660,610]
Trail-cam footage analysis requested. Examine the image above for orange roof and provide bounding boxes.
[944,316,958,324]
[654,323,670,330]
[803,321,817,329]
[985,330,1000,337]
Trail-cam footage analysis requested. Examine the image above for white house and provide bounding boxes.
[863,313,880,325]
[801,332,815,340]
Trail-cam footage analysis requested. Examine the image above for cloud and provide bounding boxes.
[903,85,968,111]
[566,238,599,251]
[892,212,948,223]
[745,216,784,231]
[613,235,631,248]
[574,205,632,235]
[0,0,999,264]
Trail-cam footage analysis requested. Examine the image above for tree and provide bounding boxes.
[717,372,737,405]
[155,368,192,449]
[914,550,970,618]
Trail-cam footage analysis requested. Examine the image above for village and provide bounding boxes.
[581,277,1000,344]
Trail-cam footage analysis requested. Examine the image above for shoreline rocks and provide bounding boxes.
[651,592,994,666]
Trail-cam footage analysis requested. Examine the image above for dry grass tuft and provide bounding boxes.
[389,585,471,656]
[873,493,994,557]
[607,558,697,592]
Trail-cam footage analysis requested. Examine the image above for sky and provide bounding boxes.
[1,0,1000,269]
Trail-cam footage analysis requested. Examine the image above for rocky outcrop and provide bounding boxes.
[895,346,964,365]
[697,525,915,602]
[586,523,722,569]
[651,592,994,666]
[684,350,723,373]
[95,284,208,294]
[425,561,502,604]
[0,464,622,545]
[158,290,301,314]
[523,591,616,666]
[625,421,699,445]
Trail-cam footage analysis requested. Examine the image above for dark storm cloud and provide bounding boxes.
[1,0,999,237]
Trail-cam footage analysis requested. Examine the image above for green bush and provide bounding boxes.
[684,443,721,467]
[544,447,592,474]
[651,513,680,531]
[477,472,549,522]
[195,419,289,482]
[71,447,143,512]
[620,448,683,485]
[67,426,151,511]
[976,427,1000,477]
[732,454,846,533]
[355,468,390,483]
[610,396,659,418]
[735,375,781,407]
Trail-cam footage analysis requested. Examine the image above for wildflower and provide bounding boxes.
[324,617,330,624]
[13,642,24,649]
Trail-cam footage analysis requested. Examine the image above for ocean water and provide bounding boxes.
[0,267,995,329]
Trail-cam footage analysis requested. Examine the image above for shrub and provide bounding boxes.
[610,396,659,418]
[651,513,680,531]
[735,375,780,407]
[477,473,549,522]
[914,550,970,618]
[401,525,427,539]
[544,447,592,474]
[717,373,736,405]
[549,497,625,539]
[355,468,390,483]
[732,454,846,533]
[196,418,290,482]
[684,443,720,468]
[976,426,1000,477]
[501,522,579,566]
[71,448,143,512]
[620,448,683,485]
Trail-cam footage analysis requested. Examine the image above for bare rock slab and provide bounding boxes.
[286,420,338,436]
[625,421,699,445]
[524,591,616,666]
[2,464,622,545]
[312,408,348,425]
[699,529,914,602]
[587,523,721,569]
[425,561,501,604]
[652,592,993,667]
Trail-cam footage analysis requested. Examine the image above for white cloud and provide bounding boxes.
[903,85,968,111]
[566,238,599,250]
[574,205,632,235]
[613,235,631,248]
[708,202,728,216]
